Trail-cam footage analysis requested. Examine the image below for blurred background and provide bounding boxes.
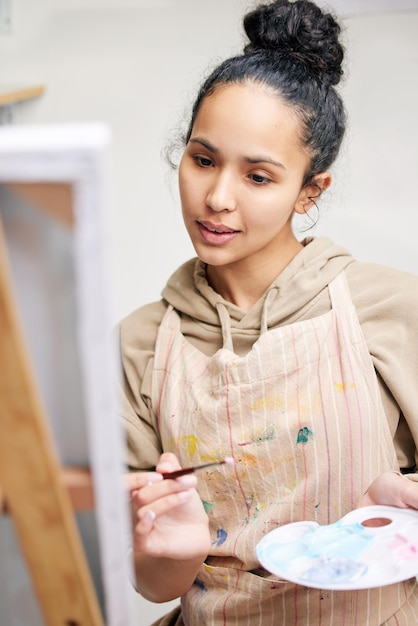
[1,0,417,622]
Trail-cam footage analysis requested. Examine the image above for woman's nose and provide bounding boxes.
[206,171,237,212]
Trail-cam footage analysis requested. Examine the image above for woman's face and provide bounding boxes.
[179,82,322,276]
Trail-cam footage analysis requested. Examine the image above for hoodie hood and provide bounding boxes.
[161,237,355,338]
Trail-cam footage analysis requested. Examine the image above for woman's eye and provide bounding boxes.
[249,173,270,185]
[194,156,213,168]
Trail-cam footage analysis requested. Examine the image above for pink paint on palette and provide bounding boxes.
[388,535,418,560]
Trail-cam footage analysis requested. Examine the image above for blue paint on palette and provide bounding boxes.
[258,521,373,585]
[302,557,368,584]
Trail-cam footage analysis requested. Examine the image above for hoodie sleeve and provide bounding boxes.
[346,262,418,481]
[118,299,168,470]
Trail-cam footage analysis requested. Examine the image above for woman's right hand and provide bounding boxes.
[126,452,211,562]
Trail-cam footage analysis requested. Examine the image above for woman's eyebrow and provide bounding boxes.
[189,138,286,169]
[244,155,286,169]
[189,137,218,153]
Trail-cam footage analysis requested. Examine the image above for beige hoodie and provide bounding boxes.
[119,236,418,481]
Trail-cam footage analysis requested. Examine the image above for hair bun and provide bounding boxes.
[243,0,344,86]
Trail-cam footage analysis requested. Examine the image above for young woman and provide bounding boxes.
[120,1,418,623]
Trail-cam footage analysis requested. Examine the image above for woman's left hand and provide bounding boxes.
[357,470,418,509]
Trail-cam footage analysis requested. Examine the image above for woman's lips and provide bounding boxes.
[197,220,239,245]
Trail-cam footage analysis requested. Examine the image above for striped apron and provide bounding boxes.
[151,272,418,625]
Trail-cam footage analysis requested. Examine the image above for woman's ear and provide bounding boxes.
[294,171,332,215]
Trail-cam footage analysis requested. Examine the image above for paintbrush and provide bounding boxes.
[162,456,234,479]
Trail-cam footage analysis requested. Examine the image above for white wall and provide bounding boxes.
[1,1,417,624]
[311,5,418,275]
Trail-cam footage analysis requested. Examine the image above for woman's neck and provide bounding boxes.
[206,240,304,311]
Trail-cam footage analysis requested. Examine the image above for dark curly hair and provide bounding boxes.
[182,0,346,185]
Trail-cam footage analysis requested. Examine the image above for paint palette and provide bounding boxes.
[256,505,418,590]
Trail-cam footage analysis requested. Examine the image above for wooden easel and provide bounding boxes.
[0,186,104,626]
